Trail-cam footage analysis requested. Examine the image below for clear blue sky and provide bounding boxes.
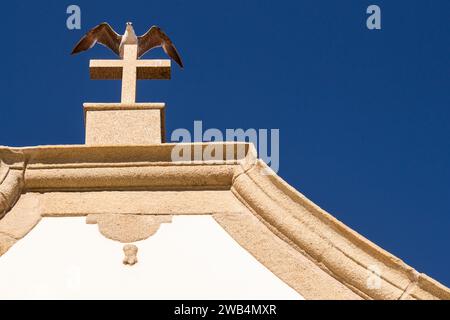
[1,1,449,286]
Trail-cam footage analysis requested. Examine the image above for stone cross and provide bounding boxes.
[84,44,170,145]
[89,44,171,103]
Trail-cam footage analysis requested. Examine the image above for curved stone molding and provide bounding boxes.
[0,162,9,215]
[231,159,450,300]
[25,164,236,191]
[0,148,25,219]
[0,169,24,218]
[213,212,361,300]
[86,214,172,243]
[0,152,29,257]
[12,143,247,192]
[0,233,16,256]
[0,193,41,257]
[18,143,249,166]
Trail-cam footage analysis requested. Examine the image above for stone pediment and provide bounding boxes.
[1,143,449,300]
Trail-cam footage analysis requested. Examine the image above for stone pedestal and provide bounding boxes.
[84,103,165,145]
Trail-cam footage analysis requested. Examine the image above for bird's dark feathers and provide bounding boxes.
[138,26,183,68]
[71,22,122,56]
[71,23,184,68]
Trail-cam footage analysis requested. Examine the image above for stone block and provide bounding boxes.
[84,103,165,145]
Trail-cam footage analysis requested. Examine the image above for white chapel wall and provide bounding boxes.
[0,216,303,299]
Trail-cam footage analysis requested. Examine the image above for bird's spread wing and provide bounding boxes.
[138,26,183,68]
[71,23,122,56]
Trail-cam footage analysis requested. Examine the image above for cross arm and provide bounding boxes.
[89,59,171,80]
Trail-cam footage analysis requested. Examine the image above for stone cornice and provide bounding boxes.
[0,149,25,219]
[231,159,450,300]
[0,142,449,300]
[1,143,250,192]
